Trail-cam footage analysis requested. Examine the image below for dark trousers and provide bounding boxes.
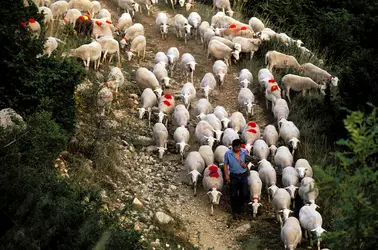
[229,172,249,214]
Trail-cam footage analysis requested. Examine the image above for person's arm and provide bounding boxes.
[223,153,230,183]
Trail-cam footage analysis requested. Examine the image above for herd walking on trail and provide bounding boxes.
[27,0,341,249]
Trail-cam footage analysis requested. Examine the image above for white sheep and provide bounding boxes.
[97,83,113,116]
[138,88,158,127]
[195,98,213,119]
[68,0,94,17]
[238,88,255,117]
[92,19,115,39]
[210,11,226,28]
[248,170,263,217]
[259,27,277,41]
[23,18,41,38]
[265,82,282,109]
[281,217,302,250]
[107,66,124,93]
[173,104,190,127]
[229,111,246,133]
[295,159,313,179]
[241,121,261,153]
[120,23,144,48]
[199,21,210,44]
[232,36,262,60]
[156,12,169,40]
[185,151,205,196]
[202,165,224,215]
[265,50,302,72]
[180,53,196,83]
[50,1,69,19]
[253,139,269,161]
[221,128,239,147]
[236,68,253,89]
[126,35,146,62]
[299,204,326,250]
[282,74,326,103]
[211,36,241,51]
[188,12,201,40]
[116,13,132,35]
[62,8,81,27]
[213,0,234,17]
[279,119,300,156]
[167,47,180,77]
[38,36,65,58]
[153,62,171,89]
[272,188,292,227]
[118,0,138,16]
[174,126,190,161]
[258,68,274,90]
[214,145,229,167]
[135,67,162,98]
[273,99,290,127]
[201,73,217,101]
[202,114,223,142]
[212,60,228,88]
[38,6,53,35]
[96,36,121,65]
[174,14,192,44]
[301,62,339,87]
[153,122,168,159]
[203,28,216,49]
[195,120,217,148]
[154,52,169,66]
[207,39,238,66]
[262,125,278,157]
[63,41,102,71]
[181,82,196,109]
[92,1,101,15]
[258,159,278,201]
[199,145,215,167]
[248,17,265,32]
[274,146,293,169]
[282,166,299,206]
[98,8,111,20]
[135,0,153,15]
[157,94,175,126]
[298,177,319,206]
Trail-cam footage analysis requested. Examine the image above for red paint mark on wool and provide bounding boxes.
[163,100,171,106]
[106,20,112,24]
[20,22,27,27]
[248,121,256,127]
[28,18,36,23]
[268,79,276,83]
[271,85,279,91]
[95,21,103,26]
[240,26,247,30]
[164,94,173,99]
[209,165,219,178]
[253,197,259,201]
[229,24,237,29]
[241,144,246,148]
[248,129,257,134]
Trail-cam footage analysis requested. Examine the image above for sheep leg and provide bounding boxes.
[86,58,90,70]
[102,51,108,63]
[302,89,306,96]
[97,58,101,71]
[266,98,269,109]
[191,71,194,83]
[250,51,255,60]
[210,204,214,216]
[108,54,114,65]
[175,27,179,38]
[148,111,151,128]
[286,88,291,103]
[143,47,146,61]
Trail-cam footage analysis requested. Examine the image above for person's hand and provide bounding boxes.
[225,175,230,184]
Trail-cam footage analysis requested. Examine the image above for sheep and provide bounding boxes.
[203,28,216,49]
[299,204,326,250]
[259,27,277,41]
[274,146,293,169]
[248,17,265,33]
[157,94,175,126]
[185,151,205,196]
[263,125,279,157]
[173,104,190,127]
[236,68,253,89]
[120,23,144,48]
[153,123,168,159]
[207,40,238,66]
[22,18,41,38]
[273,99,289,127]
[241,121,261,153]
[92,1,101,15]
[295,159,313,179]
[221,128,239,147]
[214,106,230,129]
[74,15,93,37]
[213,0,234,17]
[299,46,314,59]
[135,0,153,15]
[258,159,278,201]
[153,62,171,88]
[135,67,162,98]
[281,217,302,250]
[215,26,256,41]
[174,126,190,161]
[195,120,217,148]
[50,1,69,19]
[118,0,137,16]
[301,62,339,87]
[62,8,81,27]
[174,14,192,44]
[202,165,224,215]
[185,0,195,11]
[97,83,113,116]
[195,98,213,119]
[272,188,292,227]
[156,12,169,40]
[213,60,228,88]
[265,50,302,72]
[180,53,196,83]
[38,6,53,35]
[210,11,226,28]
[154,52,169,66]
[211,36,241,51]
[181,82,196,109]
[248,170,263,217]
[282,167,299,207]
[107,66,125,93]
[92,19,115,39]
[281,74,326,103]
[214,145,229,167]
[279,119,300,156]
[202,114,223,142]
[201,73,217,101]
[199,145,215,167]
[232,36,262,60]
[253,139,269,161]
[229,111,246,133]
[265,82,282,109]
[258,68,274,90]
[298,177,319,206]
[126,35,146,62]
[62,41,102,71]
[167,47,180,77]
[98,8,111,20]
[96,36,121,66]
[198,21,210,44]
[37,36,66,58]
[116,13,132,35]
[68,0,94,17]
[188,12,201,40]
[138,88,158,127]
[238,88,255,117]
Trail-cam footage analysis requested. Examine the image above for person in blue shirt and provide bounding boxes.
[223,139,249,219]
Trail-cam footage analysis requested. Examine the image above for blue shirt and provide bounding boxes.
[224,148,247,174]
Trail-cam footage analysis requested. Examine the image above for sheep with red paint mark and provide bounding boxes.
[120,23,144,48]
[202,165,224,215]
[157,94,175,126]
[265,80,282,109]
[241,121,261,153]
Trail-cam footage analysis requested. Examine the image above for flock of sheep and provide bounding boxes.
[24,0,341,249]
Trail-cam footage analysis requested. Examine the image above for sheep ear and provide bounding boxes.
[248,202,252,205]
[259,203,263,206]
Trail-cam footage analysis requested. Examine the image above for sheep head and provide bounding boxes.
[232,50,240,61]
[202,85,212,100]
[270,145,277,156]
[268,184,278,197]
[278,208,293,223]
[217,72,226,85]
[285,185,299,200]
[186,61,196,72]
[160,23,169,34]
[157,146,167,159]
[221,117,230,129]
[184,23,192,35]
[289,137,300,151]
[240,79,250,88]
[207,187,222,205]
[181,93,190,106]
[204,135,216,148]
[188,169,201,194]
[245,102,256,116]
[138,107,146,119]
[213,129,223,142]
[248,199,262,217]
[331,76,339,87]
[154,88,163,98]
[311,226,326,238]
[179,0,185,7]
[126,51,135,61]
